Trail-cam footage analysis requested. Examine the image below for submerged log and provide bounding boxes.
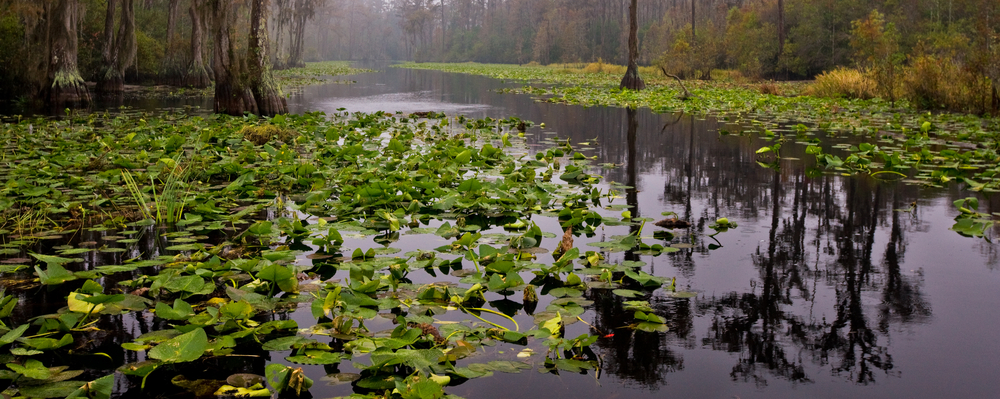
[654,218,691,229]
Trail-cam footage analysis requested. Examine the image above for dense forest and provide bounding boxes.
[0,0,997,114]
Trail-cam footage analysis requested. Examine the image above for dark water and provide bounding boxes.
[4,66,1000,399]
[287,66,1000,399]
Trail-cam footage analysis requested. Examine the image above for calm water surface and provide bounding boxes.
[287,65,1000,399]
[5,65,1000,399]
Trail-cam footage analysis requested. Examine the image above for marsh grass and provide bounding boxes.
[122,163,190,224]
[805,67,878,99]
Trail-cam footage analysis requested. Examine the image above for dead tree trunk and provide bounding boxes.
[185,0,211,88]
[46,0,91,108]
[96,0,136,97]
[619,0,645,90]
[211,0,258,115]
[249,0,288,116]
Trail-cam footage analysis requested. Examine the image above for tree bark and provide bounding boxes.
[248,0,288,116]
[211,0,257,115]
[619,0,644,90]
[288,5,308,68]
[160,0,184,85]
[185,0,211,88]
[46,0,91,108]
[96,0,136,97]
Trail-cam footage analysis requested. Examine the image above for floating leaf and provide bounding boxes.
[148,328,208,363]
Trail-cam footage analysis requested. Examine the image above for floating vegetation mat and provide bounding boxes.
[398,63,1000,191]
[0,110,692,398]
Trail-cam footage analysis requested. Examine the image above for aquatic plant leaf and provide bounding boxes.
[35,264,78,285]
[261,335,316,351]
[29,253,77,266]
[67,292,105,314]
[160,275,207,294]
[634,311,666,324]
[265,364,313,396]
[258,264,298,293]
[66,374,114,399]
[539,312,562,338]
[148,328,208,363]
[7,359,52,380]
[550,359,594,373]
[20,333,74,350]
[155,299,195,321]
[220,300,254,320]
[633,322,669,333]
[0,324,29,346]
[286,350,344,365]
[17,380,88,398]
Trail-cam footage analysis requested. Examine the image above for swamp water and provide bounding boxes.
[1,66,999,399]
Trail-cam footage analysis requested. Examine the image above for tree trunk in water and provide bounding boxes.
[249,0,287,116]
[620,0,644,90]
[211,0,257,116]
[160,0,183,85]
[185,0,211,88]
[47,0,91,108]
[96,0,136,97]
[289,12,307,68]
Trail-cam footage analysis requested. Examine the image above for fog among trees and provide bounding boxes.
[0,0,996,114]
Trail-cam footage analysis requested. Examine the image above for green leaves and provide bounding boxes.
[265,364,313,396]
[148,328,208,363]
[258,264,298,293]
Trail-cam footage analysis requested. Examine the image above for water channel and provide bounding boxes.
[6,65,1000,398]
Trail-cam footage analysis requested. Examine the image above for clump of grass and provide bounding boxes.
[758,80,781,95]
[805,67,877,99]
[239,125,297,145]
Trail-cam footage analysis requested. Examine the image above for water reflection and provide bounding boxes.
[3,67,999,398]
[562,103,954,396]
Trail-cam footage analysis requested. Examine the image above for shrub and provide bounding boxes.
[902,54,992,113]
[758,81,781,95]
[240,125,297,145]
[805,67,877,99]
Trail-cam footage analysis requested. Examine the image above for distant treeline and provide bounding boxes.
[1,0,996,114]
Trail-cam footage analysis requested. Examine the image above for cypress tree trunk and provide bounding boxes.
[46,0,91,108]
[96,0,136,97]
[249,0,288,116]
[289,9,307,68]
[619,0,644,90]
[211,0,257,115]
[185,0,211,88]
[160,0,184,85]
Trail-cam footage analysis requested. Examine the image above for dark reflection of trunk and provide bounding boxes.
[625,107,640,263]
[879,190,930,332]
[587,107,687,388]
[697,168,929,386]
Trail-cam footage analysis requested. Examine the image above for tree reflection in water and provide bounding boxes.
[588,107,933,389]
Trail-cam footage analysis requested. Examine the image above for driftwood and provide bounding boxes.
[660,66,696,101]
